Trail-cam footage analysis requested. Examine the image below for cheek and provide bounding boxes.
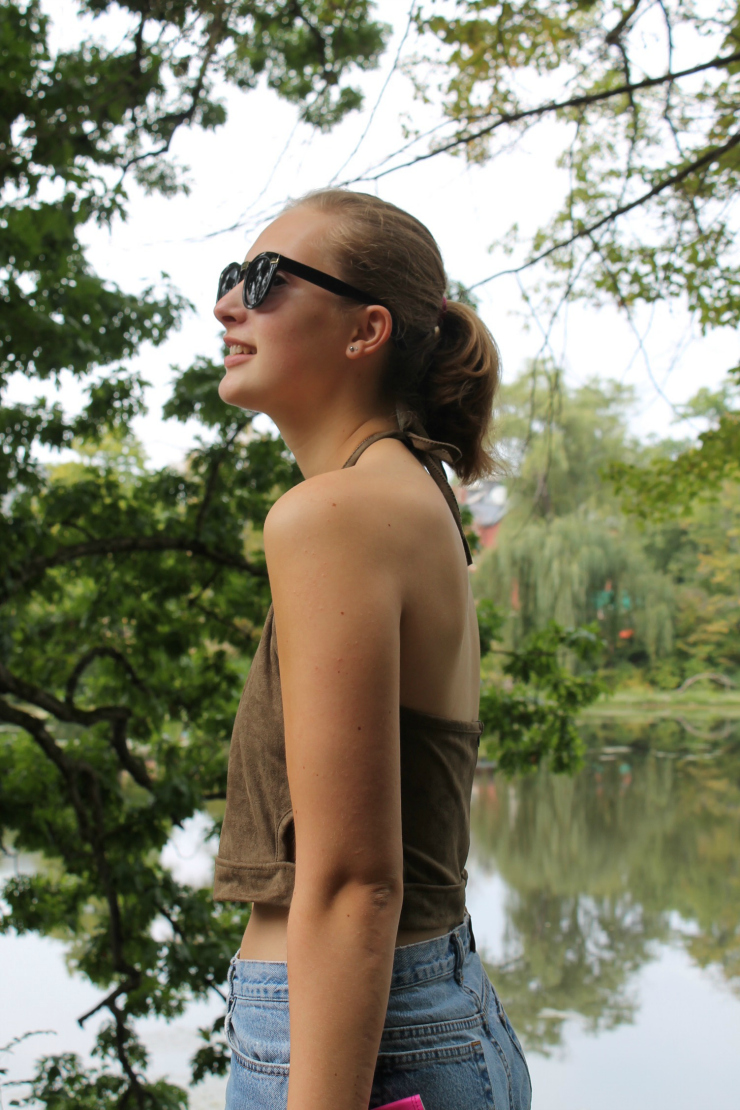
[262,305,341,364]
[217,313,329,407]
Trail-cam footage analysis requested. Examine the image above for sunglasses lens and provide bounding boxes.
[217,262,242,302]
[244,254,275,308]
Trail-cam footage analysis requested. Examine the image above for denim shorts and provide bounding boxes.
[224,910,532,1110]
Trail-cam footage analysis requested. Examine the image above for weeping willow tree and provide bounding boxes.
[474,512,675,662]
[473,363,676,665]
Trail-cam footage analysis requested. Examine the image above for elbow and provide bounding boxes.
[363,878,404,915]
[293,873,404,919]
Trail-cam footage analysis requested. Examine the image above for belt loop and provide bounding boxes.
[468,913,476,953]
[451,925,465,984]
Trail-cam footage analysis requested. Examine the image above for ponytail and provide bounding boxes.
[401,300,500,485]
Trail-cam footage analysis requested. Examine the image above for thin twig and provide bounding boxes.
[328,1,418,184]
[352,50,740,185]
[469,128,740,291]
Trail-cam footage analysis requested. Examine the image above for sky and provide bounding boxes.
[9,0,738,472]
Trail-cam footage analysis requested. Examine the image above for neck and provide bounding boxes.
[274,401,400,479]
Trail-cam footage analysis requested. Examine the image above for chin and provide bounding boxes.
[218,373,254,409]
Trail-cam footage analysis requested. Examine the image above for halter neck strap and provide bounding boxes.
[341,425,474,567]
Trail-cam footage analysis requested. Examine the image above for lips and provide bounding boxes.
[223,337,257,368]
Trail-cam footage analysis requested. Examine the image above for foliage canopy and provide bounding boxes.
[411,0,740,503]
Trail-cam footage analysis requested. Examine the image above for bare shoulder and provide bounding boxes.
[264,465,415,578]
[264,468,365,538]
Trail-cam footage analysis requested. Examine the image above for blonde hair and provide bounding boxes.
[282,188,500,485]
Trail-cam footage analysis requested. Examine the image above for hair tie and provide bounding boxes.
[439,296,447,321]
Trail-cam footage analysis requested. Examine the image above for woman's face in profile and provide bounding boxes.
[213,206,357,420]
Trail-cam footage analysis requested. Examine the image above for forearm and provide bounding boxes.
[286,881,402,1110]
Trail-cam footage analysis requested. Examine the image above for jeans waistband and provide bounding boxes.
[227,910,477,999]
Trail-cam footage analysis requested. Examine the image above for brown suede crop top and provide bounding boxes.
[213,421,484,931]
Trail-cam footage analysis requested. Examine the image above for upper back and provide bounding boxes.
[340,432,481,722]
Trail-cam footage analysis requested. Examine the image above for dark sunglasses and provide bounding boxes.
[216,252,402,343]
[217,252,377,309]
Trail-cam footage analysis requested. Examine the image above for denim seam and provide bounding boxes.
[486,978,530,1109]
[232,999,290,1016]
[224,1005,290,1075]
[231,990,290,1003]
[379,1012,486,1044]
[471,1040,496,1110]
[224,999,236,1038]
[481,975,494,1039]
[388,965,457,991]
[230,966,464,995]
[489,984,531,1084]
[461,980,483,1008]
[231,966,472,999]
[452,930,483,1008]
[488,1029,514,1110]
[229,1046,290,1077]
[375,1038,490,1066]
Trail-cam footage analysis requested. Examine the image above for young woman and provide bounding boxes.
[212,189,531,1110]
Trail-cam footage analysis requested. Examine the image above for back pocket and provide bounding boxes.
[370,1039,495,1110]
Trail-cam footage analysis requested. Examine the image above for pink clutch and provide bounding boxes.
[375,1098,425,1110]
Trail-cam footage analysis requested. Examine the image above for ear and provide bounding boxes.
[346,305,393,359]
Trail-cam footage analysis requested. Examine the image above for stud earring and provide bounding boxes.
[349,345,357,353]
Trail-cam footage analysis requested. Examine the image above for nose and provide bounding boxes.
[214,281,247,327]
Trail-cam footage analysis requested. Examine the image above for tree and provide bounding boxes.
[473,364,676,667]
[608,383,740,678]
[0,1,388,1104]
[477,607,604,775]
[642,478,740,675]
[403,0,740,496]
[608,370,740,515]
[492,360,640,518]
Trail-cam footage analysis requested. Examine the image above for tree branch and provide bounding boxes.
[0,696,75,781]
[110,715,152,790]
[190,599,259,645]
[0,661,126,728]
[77,978,138,1027]
[110,1000,146,1109]
[1,533,267,603]
[120,1,236,179]
[66,646,149,707]
[0,662,152,789]
[0,707,140,1027]
[470,128,740,290]
[356,49,740,183]
[194,422,247,536]
[604,0,643,46]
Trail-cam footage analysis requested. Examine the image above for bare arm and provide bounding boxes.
[265,471,405,1110]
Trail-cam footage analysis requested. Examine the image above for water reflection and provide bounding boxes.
[469,722,740,1056]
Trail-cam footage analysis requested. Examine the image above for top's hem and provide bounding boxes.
[399,703,483,733]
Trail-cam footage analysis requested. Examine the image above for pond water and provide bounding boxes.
[2,720,739,1109]
[467,719,740,1109]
